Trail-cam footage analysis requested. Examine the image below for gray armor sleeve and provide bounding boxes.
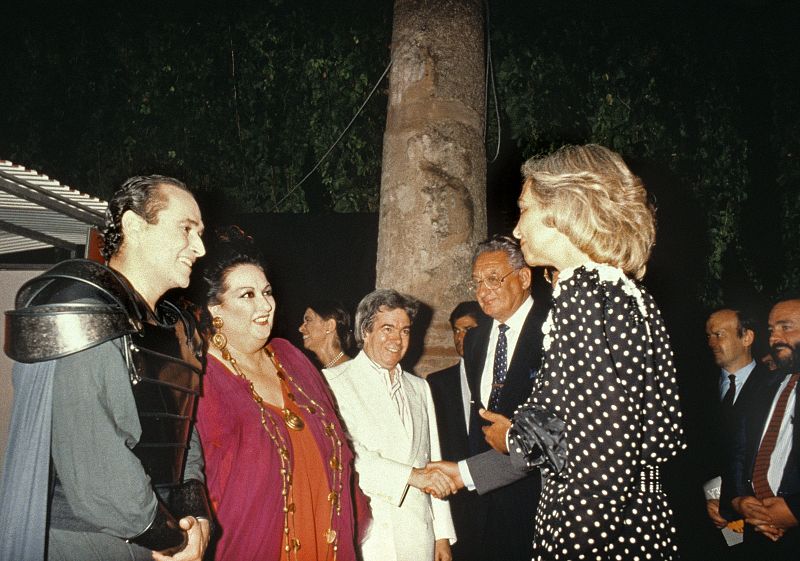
[50,339,158,538]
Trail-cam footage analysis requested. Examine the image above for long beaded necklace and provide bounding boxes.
[218,342,345,560]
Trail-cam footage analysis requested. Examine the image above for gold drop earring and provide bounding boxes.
[211,316,229,357]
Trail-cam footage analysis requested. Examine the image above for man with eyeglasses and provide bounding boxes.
[458,235,550,561]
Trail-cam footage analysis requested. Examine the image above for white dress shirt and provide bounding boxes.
[478,296,534,408]
[458,358,471,428]
[366,355,412,436]
[461,296,534,490]
[718,360,756,403]
[759,373,797,494]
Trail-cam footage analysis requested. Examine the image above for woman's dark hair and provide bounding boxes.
[189,225,268,334]
[102,175,190,261]
[308,299,355,355]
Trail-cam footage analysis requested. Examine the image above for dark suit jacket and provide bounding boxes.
[703,362,773,482]
[721,368,800,554]
[464,302,549,453]
[724,370,799,504]
[428,363,469,462]
[427,362,482,561]
[458,299,549,561]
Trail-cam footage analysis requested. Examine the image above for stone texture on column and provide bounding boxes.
[377,0,486,375]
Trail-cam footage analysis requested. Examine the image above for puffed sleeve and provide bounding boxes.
[508,269,683,547]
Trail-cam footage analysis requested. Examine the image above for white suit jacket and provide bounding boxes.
[324,351,456,561]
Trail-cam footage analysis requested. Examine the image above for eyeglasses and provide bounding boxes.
[466,269,517,293]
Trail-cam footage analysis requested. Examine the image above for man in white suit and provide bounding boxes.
[325,289,457,561]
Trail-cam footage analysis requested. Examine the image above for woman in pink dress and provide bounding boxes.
[191,226,366,561]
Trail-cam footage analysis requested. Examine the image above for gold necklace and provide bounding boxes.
[219,346,305,431]
[219,344,345,560]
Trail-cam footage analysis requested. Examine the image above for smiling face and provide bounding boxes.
[134,184,206,294]
[471,250,530,323]
[209,263,275,352]
[768,299,800,372]
[299,307,333,352]
[362,307,411,371]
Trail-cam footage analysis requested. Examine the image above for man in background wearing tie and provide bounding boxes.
[723,296,800,559]
[704,309,770,526]
[460,236,549,561]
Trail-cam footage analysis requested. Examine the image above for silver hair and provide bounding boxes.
[354,289,419,348]
[473,234,526,270]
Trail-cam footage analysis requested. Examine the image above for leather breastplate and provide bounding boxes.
[127,300,204,486]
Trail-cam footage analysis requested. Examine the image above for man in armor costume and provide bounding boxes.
[0,176,211,561]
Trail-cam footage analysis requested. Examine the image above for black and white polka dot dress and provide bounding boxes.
[507,263,685,561]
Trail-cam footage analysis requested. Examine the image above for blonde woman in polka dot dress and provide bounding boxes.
[506,144,685,560]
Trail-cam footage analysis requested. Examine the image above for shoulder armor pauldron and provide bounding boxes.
[4,259,145,363]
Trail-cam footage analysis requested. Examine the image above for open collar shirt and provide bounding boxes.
[365,354,411,434]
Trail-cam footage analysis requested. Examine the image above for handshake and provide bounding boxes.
[409,461,464,499]
[408,409,513,499]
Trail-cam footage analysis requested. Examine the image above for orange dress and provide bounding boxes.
[268,384,333,561]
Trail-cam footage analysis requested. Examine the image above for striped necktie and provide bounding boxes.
[751,373,799,499]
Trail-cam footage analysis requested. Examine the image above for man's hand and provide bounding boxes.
[748,497,797,541]
[705,499,728,529]
[425,461,464,491]
[480,408,511,453]
[762,497,799,530]
[732,495,796,542]
[152,516,210,561]
[434,538,452,561]
[732,495,769,521]
[409,467,457,499]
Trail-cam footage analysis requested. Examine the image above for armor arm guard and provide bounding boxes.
[127,501,187,555]
[173,430,215,533]
[169,479,214,533]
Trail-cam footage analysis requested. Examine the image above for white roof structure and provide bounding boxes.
[0,161,107,256]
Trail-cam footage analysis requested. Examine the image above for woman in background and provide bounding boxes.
[192,227,366,561]
[299,300,354,369]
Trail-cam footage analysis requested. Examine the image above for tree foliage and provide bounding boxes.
[1,1,797,303]
[0,1,391,213]
[489,0,799,304]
